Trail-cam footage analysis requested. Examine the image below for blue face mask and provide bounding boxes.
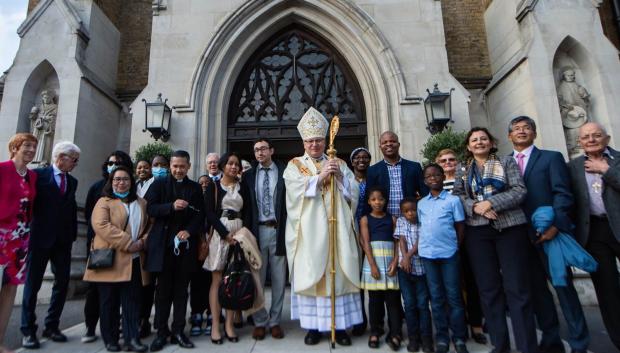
[152,167,168,179]
[107,165,118,174]
[113,191,130,199]
[173,236,189,256]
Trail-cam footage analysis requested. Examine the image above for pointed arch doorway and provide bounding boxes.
[227,25,367,162]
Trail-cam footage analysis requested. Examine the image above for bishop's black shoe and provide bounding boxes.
[304,330,321,345]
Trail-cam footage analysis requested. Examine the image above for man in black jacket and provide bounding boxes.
[144,150,204,351]
[245,139,287,340]
[21,141,81,349]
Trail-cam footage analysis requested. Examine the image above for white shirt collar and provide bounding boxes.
[52,163,63,176]
[513,144,535,157]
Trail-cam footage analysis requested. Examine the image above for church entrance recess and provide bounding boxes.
[227,25,367,162]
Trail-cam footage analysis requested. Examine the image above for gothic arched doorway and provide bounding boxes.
[228,25,367,162]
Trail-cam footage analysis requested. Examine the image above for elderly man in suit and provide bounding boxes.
[21,141,81,349]
[366,131,427,218]
[568,122,620,350]
[245,138,287,340]
[508,116,589,353]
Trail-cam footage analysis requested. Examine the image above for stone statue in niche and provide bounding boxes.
[29,89,58,165]
[557,67,590,158]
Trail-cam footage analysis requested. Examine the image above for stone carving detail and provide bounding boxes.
[29,89,58,165]
[557,67,590,159]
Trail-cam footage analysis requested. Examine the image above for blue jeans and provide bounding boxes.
[397,269,432,340]
[422,253,467,345]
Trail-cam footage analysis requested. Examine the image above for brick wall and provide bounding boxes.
[440,0,492,88]
[115,0,152,100]
[599,0,620,52]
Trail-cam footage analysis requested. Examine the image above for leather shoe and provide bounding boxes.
[539,343,566,353]
[171,333,194,348]
[22,334,40,349]
[125,338,147,352]
[304,330,321,345]
[149,336,167,352]
[105,342,121,352]
[42,328,68,342]
[270,325,284,339]
[252,326,266,340]
[335,330,352,346]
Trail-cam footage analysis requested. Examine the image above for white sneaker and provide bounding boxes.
[81,333,98,343]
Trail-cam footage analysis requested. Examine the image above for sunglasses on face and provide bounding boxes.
[106,161,122,166]
[438,158,456,163]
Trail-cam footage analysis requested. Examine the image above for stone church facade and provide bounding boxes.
[1,0,620,204]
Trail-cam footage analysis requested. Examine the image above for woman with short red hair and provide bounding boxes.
[0,133,38,353]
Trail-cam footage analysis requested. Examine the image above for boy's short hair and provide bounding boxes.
[400,196,417,209]
[423,163,444,175]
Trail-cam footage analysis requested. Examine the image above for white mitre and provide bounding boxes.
[297,107,328,140]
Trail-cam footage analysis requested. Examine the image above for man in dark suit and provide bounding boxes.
[245,139,287,340]
[568,122,620,351]
[508,116,589,353]
[21,141,81,349]
[144,150,204,351]
[366,131,427,218]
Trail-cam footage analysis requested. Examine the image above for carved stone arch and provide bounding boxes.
[18,60,60,133]
[182,0,414,172]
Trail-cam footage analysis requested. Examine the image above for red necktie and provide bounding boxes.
[59,173,66,196]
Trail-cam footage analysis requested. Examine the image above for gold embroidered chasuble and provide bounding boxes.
[283,153,360,297]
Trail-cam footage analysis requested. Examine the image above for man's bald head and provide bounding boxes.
[579,122,610,155]
[379,131,400,161]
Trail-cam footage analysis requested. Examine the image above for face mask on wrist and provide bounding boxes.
[173,236,189,256]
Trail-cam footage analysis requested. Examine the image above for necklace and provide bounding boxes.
[16,168,27,177]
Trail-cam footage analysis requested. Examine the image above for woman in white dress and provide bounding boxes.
[203,152,252,344]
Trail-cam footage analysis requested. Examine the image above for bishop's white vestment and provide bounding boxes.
[284,153,363,331]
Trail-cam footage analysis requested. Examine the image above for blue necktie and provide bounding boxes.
[262,167,271,217]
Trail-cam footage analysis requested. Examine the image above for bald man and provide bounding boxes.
[568,122,620,350]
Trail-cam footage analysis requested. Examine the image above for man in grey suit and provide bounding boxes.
[568,122,620,350]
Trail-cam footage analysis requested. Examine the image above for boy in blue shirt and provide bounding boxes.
[417,163,468,353]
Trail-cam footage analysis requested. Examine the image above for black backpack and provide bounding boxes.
[218,243,256,310]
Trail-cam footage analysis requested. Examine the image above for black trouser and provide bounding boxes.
[140,283,156,327]
[20,242,72,335]
[460,243,483,328]
[98,258,142,345]
[368,290,402,338]
[465,224,537,353]
[587,216,620,350]
[84,282,100,333]
[154,249,192,336]
[84,238,100,333]
[189,263,211,315]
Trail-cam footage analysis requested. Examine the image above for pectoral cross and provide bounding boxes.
[592,181,602,194]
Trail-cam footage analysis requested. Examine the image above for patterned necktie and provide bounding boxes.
[59,172,66,196]
[516,153,525,176]
[261,167,271,217]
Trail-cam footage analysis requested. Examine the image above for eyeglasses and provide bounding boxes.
[254,146,271,153]
[112,177,131,183]
[303,139,324,146]
[106,161,122,166]
[579,133,606,141]
[437,158,456,163]
[62,155,79,163]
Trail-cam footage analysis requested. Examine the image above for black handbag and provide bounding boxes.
[218,243,256,311]
[87,209,129,270]
[87,248,115,270]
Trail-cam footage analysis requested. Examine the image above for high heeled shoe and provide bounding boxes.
[225,332,239,343]
[211,333,224,345]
